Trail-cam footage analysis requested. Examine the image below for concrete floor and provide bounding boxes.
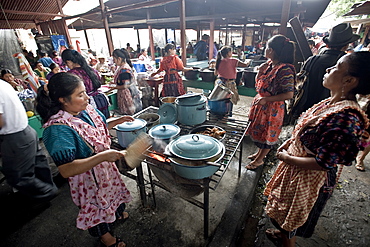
[0,93,260,247]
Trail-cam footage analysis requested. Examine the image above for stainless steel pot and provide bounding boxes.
[208,82,234,101]
[175,94,207,126]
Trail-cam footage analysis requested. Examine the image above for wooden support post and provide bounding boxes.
[209,19,215,60]
[99,0,114,55]
[137,29,141,49]
[179,0,186,65]
[279,0,291,35]
[84,30,90,49]
[225,23,228,45]
[165,28,168,44]
[56,0,72,47]
[147,5,156,60]
[241,24,246,51]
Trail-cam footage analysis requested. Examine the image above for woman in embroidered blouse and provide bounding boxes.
[62,49,110,119]
[246,35,296,170]
[214,46,250,115]
[1,69,29,91]
[111,48,142,115]
[151,43,191,97]
[36,73,134,247]
[264,52,370,247]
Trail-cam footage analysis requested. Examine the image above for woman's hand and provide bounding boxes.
[107,115,134,130]
[276,149,289,162]
[277,139,291,152]
[254,97,268,105]
[99,149,125,162]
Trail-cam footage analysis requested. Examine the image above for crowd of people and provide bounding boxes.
[1,21,370,247]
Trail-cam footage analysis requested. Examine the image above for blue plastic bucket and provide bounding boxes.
[133,63,146,73]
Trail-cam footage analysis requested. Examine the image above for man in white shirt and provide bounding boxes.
[0,79,57,201]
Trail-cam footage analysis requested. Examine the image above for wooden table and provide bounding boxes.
[145,77,163,106]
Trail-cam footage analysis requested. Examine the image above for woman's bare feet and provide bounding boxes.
[101,233,126,247]
[247,153,258,160]
[118,211,129,221]
[245,159,264,170]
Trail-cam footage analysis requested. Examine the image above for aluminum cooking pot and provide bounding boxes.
[175,94,207,126]
[208,82,234,101]
[149,124,180,153]
[115,118,147,148]
[166,142,225,179]
[168,134,224,160]
[200,68,217,82]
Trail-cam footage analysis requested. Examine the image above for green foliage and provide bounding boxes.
[328,0,364,18]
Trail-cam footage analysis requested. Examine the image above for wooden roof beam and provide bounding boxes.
[0,19,38,24]
[1,9,67,17]
[65,0,177,20]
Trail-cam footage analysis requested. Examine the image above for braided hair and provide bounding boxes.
[36,73,82,123]
[61,49,101,90]
[267,35,296,64]
[112,48,133,68]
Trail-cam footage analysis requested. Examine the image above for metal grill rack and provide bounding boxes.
[130,106,250,237]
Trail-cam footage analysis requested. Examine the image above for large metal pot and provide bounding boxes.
[115,118,147,148]
[208,98,232,116]
[235,68,244,86]
[184,67,200,80]
[175,94,207,126]
[242,69,257,88]
[149,124,180,153]
[208,82,234,101]
[166,134,225,179]
[199,68,217,82]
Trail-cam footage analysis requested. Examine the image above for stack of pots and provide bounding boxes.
[208,83,233,116]
[114,118,147,148]
[175,93,207,125]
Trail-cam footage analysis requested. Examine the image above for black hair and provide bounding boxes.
[267,35,296,64]
[34,61,42,69]
[112,48,133,68]
[61,49,101,90]
[39,51,46,57]
[140,48,147,53]
[36,73,82,123]
[164,43,175,55]
[307,40,315,46]
[1,69,12,77]
[215,46,232,70]
[346,51,370,95]
[49,63,57,70]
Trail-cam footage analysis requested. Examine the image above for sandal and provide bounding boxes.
[265,228,282,247]
[101,237,126,247]
[118,211,129,223]
[245,160,264,170]
[247,153,258,160]
[355,162,365,171]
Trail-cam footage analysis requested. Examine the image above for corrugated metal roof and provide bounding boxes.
[68,0,331,30]
[0,0,68,29]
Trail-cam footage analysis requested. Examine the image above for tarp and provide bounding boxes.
[13,52,40,94]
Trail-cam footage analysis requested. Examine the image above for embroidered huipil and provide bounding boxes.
[43,105,132,230]
[248,61,295,145]
[264,99,368,231]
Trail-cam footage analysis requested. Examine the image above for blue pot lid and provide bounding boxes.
[168,134,223,160]
[175,94,207,105]
[149,124,180,139]
[158,103,177,124]
[116,118,146,131]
